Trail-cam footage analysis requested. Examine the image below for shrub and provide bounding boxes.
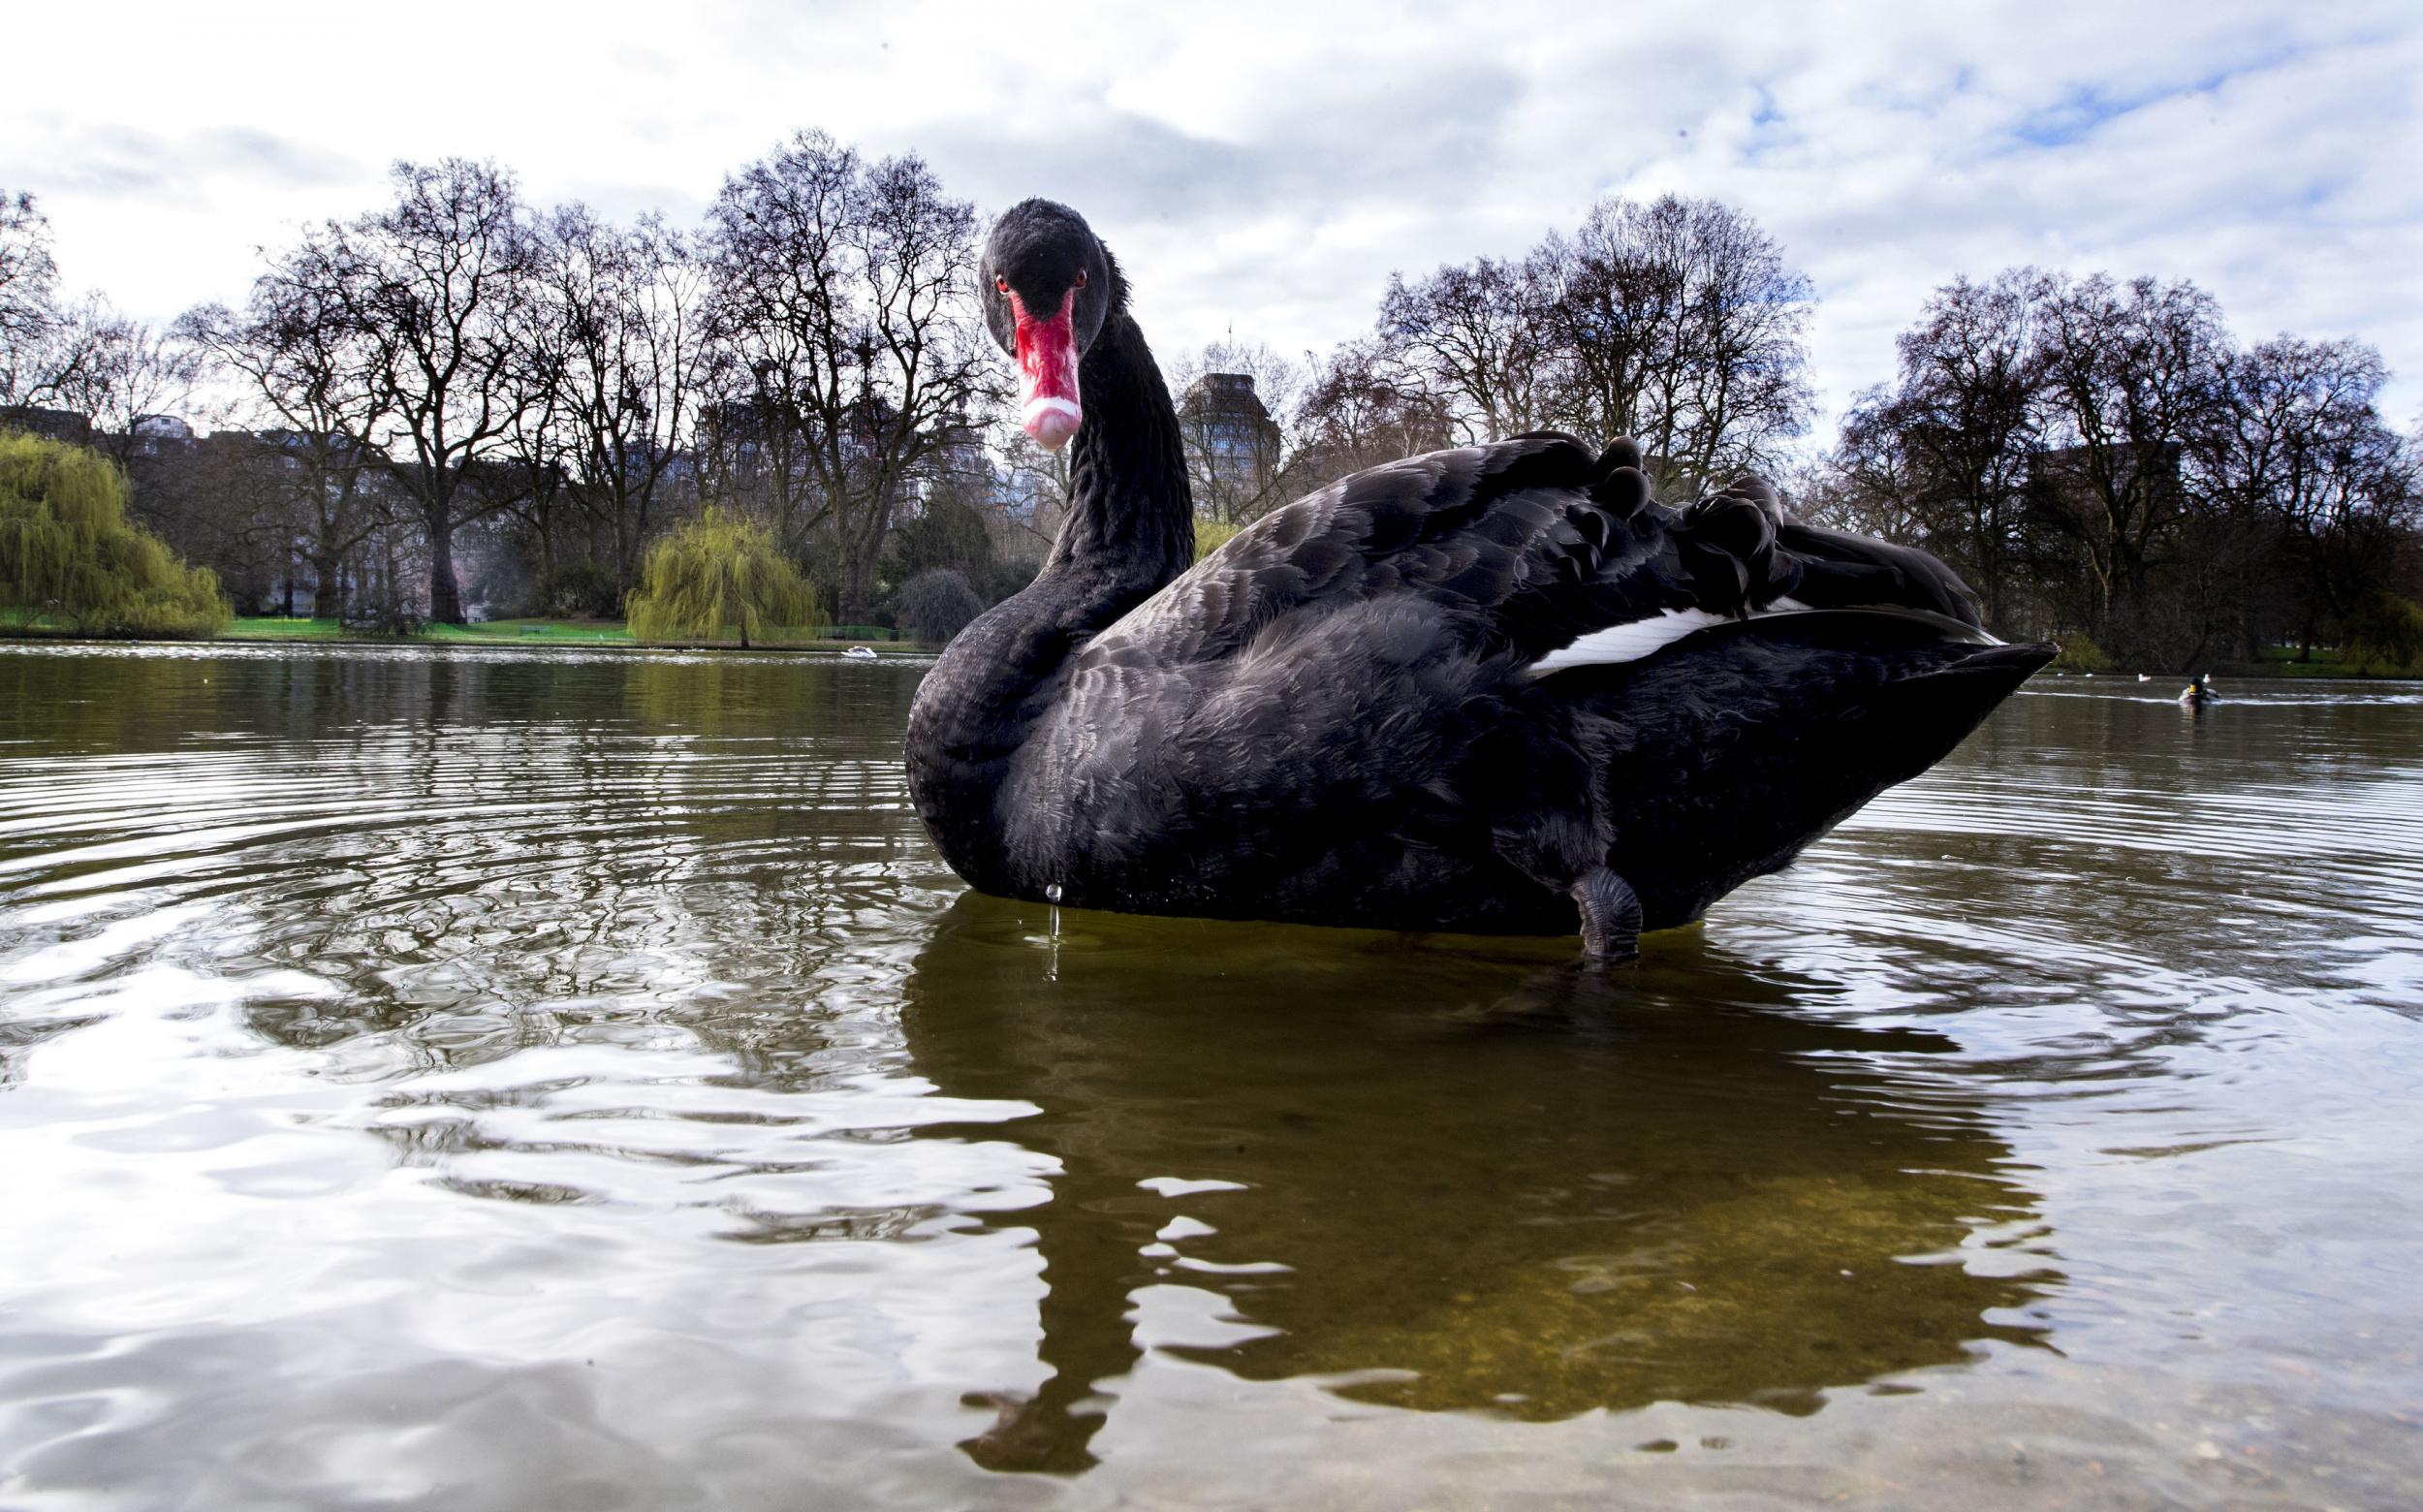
[341,596,423,637]
[545,560,624,619]
[2051,633,2111,674]
[889,497,996,582]
[2343,594,2423,676]
[0,433,230,637]
[626,508,826,648]
[1196,518,1241,557]
[895,568,986,645]
[979,556,1040,605]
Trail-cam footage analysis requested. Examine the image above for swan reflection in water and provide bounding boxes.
[899,893,2060,1475]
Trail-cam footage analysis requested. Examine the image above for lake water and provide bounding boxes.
[2,643,2419,1509]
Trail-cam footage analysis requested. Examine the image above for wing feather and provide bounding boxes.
[1076,432,1982,679]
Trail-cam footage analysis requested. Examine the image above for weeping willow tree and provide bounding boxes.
[0,433,231,637]
[626,508,826,647]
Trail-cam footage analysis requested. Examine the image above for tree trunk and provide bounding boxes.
[843,556,875,626]
[312,551,345,619]
[614,503,637,596]
[844,499,895,626]
[425,503,465,624]
[534,517,555,617]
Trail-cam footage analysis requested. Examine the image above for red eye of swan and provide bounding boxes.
[1074,268,1086,289]
[995,275,1009,294]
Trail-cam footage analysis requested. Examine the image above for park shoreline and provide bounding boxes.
[0,621,2391,678]
[0,618,944,657]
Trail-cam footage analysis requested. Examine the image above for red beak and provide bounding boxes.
[1011,288,1081,452]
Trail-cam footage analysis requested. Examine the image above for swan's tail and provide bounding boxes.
[1671,474,1984,628]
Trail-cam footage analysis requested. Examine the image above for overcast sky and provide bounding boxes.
[8,0,2419,441]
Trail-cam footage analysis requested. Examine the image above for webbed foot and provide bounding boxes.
[1570,867,1643,962]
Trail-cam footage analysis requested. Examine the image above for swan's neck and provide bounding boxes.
[905,309,1192,886]
[1047,310,1195,601]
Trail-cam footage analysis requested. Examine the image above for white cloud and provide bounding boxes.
[5,0,2417,437]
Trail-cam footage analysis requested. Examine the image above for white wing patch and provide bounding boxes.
[1525,598,2002,678]
[1524,609,1735,677]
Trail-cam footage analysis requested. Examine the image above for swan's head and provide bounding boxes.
[981,199,1117,453]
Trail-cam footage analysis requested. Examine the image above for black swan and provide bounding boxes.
[905,200,2055,959]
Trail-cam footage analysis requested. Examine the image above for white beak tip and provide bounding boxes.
[1023,395,1082,452]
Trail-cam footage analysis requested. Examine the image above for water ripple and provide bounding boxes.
[3,647,2421,1507]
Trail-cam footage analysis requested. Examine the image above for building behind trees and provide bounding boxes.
[1178,372,1283,525]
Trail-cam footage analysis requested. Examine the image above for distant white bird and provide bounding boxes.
[844,646,878,660]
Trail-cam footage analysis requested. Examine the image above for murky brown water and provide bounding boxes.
[2,643,2420,1509]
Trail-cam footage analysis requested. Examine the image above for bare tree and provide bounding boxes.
[2030,272,2231,647]
[328,159,543,623]
[1372,196,1813,495]
[1291,337,1456,489]
[0,190,61,403]
[488,389,575,614]
[1375,252,1557,445]
[1536,204,1684,467]
[2214,336,2413,654]
[0,195,143,421]
[1541,195,1815,496]
[993,424,1075,558]
[1832,270,2041,630]
[1814,268,2423,665]
[1823,388,1934,544]
[530,206,709,594]
[43,306,209,467]
[703,132,996,620]
[185,239,399,619]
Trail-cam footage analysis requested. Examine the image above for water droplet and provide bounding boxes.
[1045,883,1062,902]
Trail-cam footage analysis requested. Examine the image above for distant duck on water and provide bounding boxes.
[2180,674,2219,707]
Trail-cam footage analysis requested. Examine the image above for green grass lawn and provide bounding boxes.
[419,618,635,645]
[227,615,636,643]
[2238,646,2401,678]
[215,616,930,651]
[225,617,347,640]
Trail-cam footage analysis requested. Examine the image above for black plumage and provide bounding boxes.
[905,202,2056,958]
